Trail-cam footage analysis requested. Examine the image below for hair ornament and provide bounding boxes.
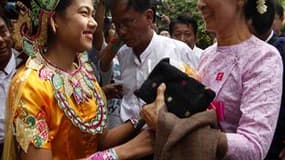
[256,0,267,14]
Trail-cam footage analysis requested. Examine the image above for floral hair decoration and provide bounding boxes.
[256,0,267,14]
[12,0,60,57]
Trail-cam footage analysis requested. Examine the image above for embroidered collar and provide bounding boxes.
[26,52,108,135]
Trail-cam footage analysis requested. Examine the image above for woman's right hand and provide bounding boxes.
[81,130,154,160]
[140,83,166,130]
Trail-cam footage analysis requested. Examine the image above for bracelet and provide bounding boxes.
[87,148,120,160]
[129,117,145,130]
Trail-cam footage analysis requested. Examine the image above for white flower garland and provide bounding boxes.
[256,0,268,14]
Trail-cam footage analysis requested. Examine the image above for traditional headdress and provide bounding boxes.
[12,0,60,57]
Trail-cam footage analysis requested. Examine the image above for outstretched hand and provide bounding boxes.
[140,83,166,130]
[80,129,155,160]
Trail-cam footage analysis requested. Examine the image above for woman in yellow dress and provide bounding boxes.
[3,0,154,159]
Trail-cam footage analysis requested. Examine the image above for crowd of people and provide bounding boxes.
[0,0,284,160]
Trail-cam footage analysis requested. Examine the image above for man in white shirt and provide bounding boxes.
[0,12,17,157]
[169,14,204,59]
[100,0,198,124]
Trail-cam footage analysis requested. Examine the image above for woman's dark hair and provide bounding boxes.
[55,0,73,15]
[245,0,276,35]
[47,0,73,45]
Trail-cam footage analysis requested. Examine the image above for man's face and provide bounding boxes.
[0,17,12,66]
[273,14,284,35]
[172,23,196,49]
[111,2,152,48]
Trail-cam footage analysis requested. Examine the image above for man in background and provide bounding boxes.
[273,2,284,37]
[100,0,198,126]
[0,10,17,157]
[169,14,203,59]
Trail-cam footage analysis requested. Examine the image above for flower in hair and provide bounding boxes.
[256,0,267,14]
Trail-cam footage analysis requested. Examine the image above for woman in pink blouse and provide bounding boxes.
[196,0,283,159]
[141,0,283,159]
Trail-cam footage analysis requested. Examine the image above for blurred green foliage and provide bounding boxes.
[155,0,214,49]
[278,0,285,7]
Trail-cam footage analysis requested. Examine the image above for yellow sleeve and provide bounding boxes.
[11,70,51,153]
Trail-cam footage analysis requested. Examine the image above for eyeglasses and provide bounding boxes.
[114,18,137,31]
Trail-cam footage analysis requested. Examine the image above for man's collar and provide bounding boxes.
[1,51,16,76]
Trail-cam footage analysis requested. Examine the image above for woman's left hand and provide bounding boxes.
[140,83,166,130]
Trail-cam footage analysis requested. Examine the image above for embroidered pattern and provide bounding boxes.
[35,52,107,135]
[87,149,120,160]
[14,102,49,152]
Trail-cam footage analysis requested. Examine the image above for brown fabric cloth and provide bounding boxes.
[154,106,227,160]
